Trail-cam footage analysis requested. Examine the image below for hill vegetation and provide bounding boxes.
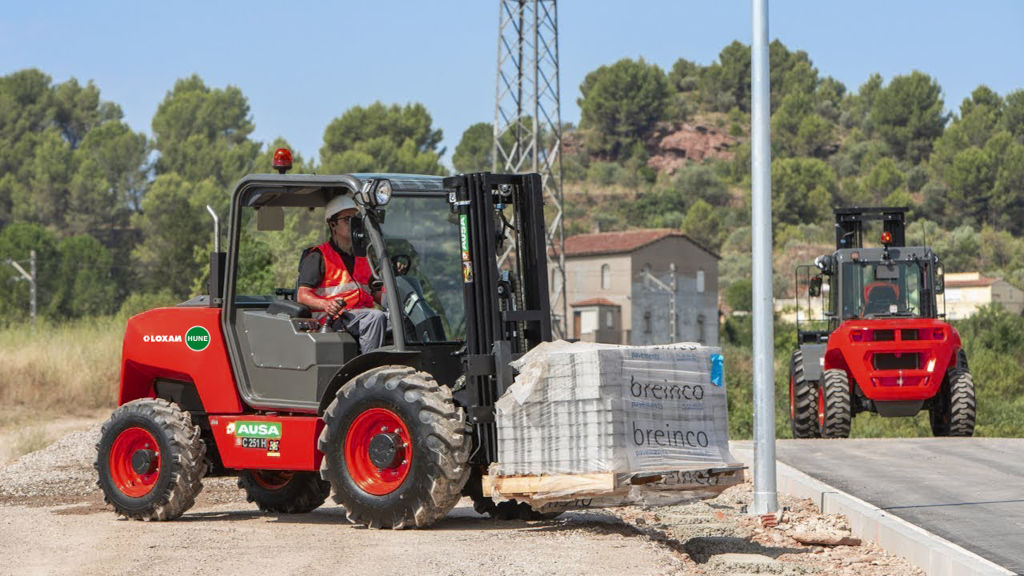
[0,40,1021,437]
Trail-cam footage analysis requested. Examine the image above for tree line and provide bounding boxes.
[2,39,1023,324]
[0,71,448,324]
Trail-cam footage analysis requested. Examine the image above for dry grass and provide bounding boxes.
[0,317,122,415]
[12,427,52,458]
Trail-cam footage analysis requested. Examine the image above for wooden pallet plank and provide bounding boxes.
[482,472,616,498]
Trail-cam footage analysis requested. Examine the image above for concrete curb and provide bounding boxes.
[730,444,1013,576]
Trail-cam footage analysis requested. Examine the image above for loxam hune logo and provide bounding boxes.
[141,326,211,351]
[143,334,181,343]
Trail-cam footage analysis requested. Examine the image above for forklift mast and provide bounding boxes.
[444,173,552,464]
[834,206,908,249]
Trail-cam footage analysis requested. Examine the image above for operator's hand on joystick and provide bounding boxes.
[324,298,346,319]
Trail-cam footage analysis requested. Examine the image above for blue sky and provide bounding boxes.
[4,1,1023,168]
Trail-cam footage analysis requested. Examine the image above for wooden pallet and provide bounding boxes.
[482,465,745,503]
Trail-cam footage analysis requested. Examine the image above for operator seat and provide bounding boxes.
[266,246,319,319]
[863,282,899,315]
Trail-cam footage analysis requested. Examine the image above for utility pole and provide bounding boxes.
[494,0,567,338]
[642,263,677,342]
[751,0,779,515]
[6,250,37,329]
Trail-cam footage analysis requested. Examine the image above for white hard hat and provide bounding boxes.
[325,194,356,222]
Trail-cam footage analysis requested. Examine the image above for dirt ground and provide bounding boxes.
[0,423,924,576]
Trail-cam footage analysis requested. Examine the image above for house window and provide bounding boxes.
[643,310,652,334]
[697,314,706,344]
[605,310,614,328]
[697,269,705,293]
[601,264,611,290]
[551,267,562,295]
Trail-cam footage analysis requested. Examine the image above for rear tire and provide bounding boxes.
[819,369,851,439]
[238,470,331,514]
[789,350,820,439]
[94,398,206,521]
[930,367,976,437]
[319,366,471,528]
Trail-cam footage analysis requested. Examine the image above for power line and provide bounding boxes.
[494,0,567,338]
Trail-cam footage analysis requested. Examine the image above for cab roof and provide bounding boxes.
[233,173,449,209]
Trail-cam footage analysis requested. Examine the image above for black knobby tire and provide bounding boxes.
[930,367,976,437]
[819,369,852,439]
[238,470,331,514]
[319,366,471,529]
[464,468,566,521]
[94,398,206,521]
[789,350,820,439]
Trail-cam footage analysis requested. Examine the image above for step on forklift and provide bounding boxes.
[789,207,975,439]
[95,152,559,527]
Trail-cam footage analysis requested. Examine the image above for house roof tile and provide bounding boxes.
[571,298,621,308]
[945,275,999,288]
[558,229,719,259]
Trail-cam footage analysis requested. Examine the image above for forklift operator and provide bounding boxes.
[296,194,389,352]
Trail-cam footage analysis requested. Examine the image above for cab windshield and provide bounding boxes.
[840,260,925,319]
[378,194,465,342]
[234,193,465,342]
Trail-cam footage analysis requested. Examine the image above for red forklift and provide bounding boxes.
[95,153,556,526]
[789,207,975,439]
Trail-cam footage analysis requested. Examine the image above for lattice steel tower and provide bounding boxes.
[493,0,567,338]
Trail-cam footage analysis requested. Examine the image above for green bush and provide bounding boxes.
[116,290,179,320]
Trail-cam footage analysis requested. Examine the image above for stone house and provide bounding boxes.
[551,229,719,345]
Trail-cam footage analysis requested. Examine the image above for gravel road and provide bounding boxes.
[0,425,922,576]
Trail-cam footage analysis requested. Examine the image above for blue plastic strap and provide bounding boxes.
[711,353,725,387]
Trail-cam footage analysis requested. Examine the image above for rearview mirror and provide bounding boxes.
[257,206,284,231]
[935,264,945,294]
[875,263,898,280]
[349,215,368,257]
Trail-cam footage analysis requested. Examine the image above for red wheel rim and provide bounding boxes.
[344,408,412,496]
[789,375,796,420]
[109,427,160,498]
[251,470,294,491]
[817,382,826,430]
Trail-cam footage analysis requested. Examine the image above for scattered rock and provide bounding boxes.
[647,122,738,175]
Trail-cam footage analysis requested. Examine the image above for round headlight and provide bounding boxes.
[374,179,393,206]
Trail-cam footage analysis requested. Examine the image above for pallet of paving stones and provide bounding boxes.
[494,341,736,476]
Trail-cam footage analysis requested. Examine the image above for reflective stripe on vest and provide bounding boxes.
[313,242,374,322]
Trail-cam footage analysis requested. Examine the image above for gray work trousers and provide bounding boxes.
[330,307,389,353]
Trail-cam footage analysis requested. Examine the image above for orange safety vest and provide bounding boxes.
[313,242,374,323]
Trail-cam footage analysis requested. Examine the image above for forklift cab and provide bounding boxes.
[215,172,466,413]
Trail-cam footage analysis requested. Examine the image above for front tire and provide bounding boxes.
[319,366,471,529]
[238,470,331,514]
[930,367,976,437]
[94,398,206,520]
[789,350,820,439]
[819,369,852,438]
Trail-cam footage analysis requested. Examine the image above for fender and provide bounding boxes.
[316,350,422,414]
[120,307,241,413]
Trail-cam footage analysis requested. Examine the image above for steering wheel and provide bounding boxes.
[392,254,412,276]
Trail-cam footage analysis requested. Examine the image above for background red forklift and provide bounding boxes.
[789,207,975,439]
[95,153,558,527]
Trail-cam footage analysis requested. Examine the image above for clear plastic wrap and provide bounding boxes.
[488,340,743,508]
